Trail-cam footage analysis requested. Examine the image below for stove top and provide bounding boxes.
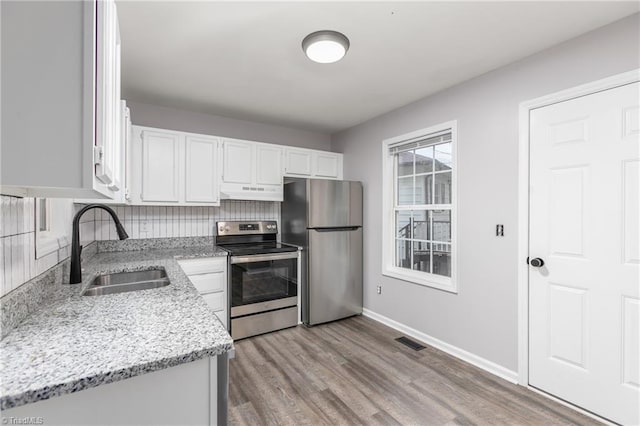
[218,242,299,256]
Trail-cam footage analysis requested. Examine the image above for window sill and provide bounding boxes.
[383,266,457,294]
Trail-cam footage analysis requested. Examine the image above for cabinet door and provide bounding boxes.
[314,152,341,179]
[141,130,181,202]
[284,149,312,176]
[222,140,253,184]
[94,0,120,188]
[185,135,219,203]
[256,144,283,185]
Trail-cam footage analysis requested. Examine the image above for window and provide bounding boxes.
[35,198,71,259]
[382,121,457,292]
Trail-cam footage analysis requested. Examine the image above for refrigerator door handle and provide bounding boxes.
[309,226,360,232]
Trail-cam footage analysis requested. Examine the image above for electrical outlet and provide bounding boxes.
[376,285,382,294]
[496,224,504,237]
[140,221,149,233]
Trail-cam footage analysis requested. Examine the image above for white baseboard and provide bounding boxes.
[362,308,519,384]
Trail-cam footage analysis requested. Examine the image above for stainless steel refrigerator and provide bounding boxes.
[282,178,363,326]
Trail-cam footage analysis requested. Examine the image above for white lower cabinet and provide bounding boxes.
[2,356,226,425]
[131,126,220,206]
[179,257,228,329]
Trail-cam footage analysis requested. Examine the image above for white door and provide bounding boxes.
[141,130,181,202]
[222,140,253,184]
[314,152,341,179]
[529,82,639,425]
[185,136,218,203]
[255,144,282,185]
[285,148,312,176]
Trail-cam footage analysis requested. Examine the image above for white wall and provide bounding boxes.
[331,14,640,372]
[127,101,332,151]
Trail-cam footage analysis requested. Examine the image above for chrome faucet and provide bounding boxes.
[70,204,128,284]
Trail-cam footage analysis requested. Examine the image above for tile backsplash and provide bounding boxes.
[0,196,84,297]
[88,200,280,241]
[0,198,279,298]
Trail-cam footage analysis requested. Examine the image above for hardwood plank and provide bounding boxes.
[229,316,602,425]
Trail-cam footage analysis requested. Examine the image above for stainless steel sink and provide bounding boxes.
[81,268,170,296]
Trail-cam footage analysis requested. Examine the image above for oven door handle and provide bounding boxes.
[230,252,299,264]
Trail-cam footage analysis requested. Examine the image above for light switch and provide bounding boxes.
[496,224,504,237]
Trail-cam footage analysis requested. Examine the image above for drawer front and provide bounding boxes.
[189,272,225,294]
[231,306,298,340]
[178,257,226,275]
[202,292,226,312]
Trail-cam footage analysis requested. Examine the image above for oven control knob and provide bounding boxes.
[218,226,224,232]
[225,226,230,231]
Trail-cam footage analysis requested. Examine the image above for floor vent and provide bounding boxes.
[395,336,426,351]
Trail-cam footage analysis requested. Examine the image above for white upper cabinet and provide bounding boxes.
[94,0,121,190]
[283,148,343,180]
[1,1,123,199]
[284,149,313,176]
[185,136,220,204]
[130,126,220,206]
[222,140,253,184]
[256,144,283,185]
[141,129,181,203]
[314,151,342,179]
[220,139,283,201]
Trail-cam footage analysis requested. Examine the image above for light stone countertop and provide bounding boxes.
[0,244,232,410]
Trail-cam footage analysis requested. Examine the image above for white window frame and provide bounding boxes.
[35,198,70,259]
[381,120,458,293]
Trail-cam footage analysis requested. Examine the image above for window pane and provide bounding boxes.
[412,241,431,273]
[412,210,430,240]
[396,239,411,269]
[415,146,434,174]
[397,177,413,205]
[434,172,452,204]
[397,151,414,177]
[432,243,451,277]
[415,174,432,205]
[432,210,451,242]
[434,142,452,171]
[396,211,411,239]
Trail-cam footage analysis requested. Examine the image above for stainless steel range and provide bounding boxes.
[215,221,300,340]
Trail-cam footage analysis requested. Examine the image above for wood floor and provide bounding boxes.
[228,316,601,426]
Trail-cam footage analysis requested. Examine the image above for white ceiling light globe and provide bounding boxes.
[302,31,350,64]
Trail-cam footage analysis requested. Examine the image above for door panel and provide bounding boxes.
[529,82,639,425]
[308,180,362,228]
[255,144,282,185]
[141,130,180,202]
[285,149,312,176]
[307,228,362,325]
[223,140,252,184]
[313,152,340,178]
[185,136,218,203]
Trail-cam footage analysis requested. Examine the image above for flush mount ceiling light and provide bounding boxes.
[302,30,350,64]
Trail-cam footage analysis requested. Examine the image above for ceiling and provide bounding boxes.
[117,2,638,134]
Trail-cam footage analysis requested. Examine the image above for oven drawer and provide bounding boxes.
[189,272,225,294]
[231,306,298,340]
[178,257,226,275]
[202,292,226,312]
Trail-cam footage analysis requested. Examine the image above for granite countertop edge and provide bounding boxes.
[1,345,231,411]
[0,242,233,410]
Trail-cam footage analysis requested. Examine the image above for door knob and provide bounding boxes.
[529,257,545,268]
